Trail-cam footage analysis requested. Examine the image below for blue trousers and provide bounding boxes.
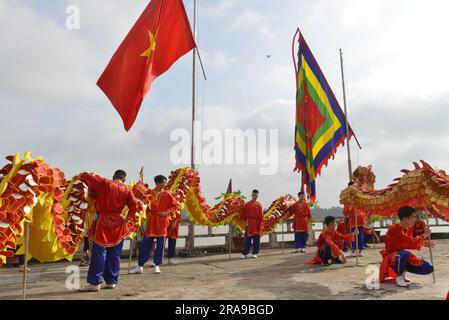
[318,243,333,264]
[242,233,260,256]
[294,231,308,249]
[351,227,365,251]
[167,238,177,258]
[394,250,434,276]
[138,236,164,267]
[87,240,124,285]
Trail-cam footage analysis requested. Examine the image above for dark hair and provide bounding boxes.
[154,175,167,184]
[252,189,259,194]
[398,206,416,220]
[113,170,126,181]
[298,192,305,197]
[324,216,335,226]
[348,181,355,186]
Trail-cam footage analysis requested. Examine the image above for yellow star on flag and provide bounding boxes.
[140,30,157,64]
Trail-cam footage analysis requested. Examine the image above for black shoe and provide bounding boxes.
[364,244,370,248]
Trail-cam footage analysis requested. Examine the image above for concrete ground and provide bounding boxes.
[1,240,448,300]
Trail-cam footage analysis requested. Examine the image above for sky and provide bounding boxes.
[1,0,449,209]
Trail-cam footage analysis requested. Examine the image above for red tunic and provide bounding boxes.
[344,207,366,228]
[241,200,263,237]
[288,200,311,232]
[79,173,138,247]
[307,229,353,264]
[378,223,425,283]
[167,212,181,240]
[145,189,179,238]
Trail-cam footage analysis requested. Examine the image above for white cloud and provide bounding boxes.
[202,50,238,71]
[0,1,98,103]
[199,0,236,18]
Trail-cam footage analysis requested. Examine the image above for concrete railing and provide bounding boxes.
[119,218,449,252]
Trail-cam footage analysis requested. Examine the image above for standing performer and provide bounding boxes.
[307,216,357,266]
[288,192,312,253]
[379,206,434,287]
[240,190,264,259]
[344,206,366,257]
[79,170,138,292]
[166,206,182,266]
[130,175,179,274]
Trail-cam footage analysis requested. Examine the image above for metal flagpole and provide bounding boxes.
[339,49,353,182]
[425,215,436,284]
[22,222,30,300]
[187,0,198,256]
[339,49,358,266]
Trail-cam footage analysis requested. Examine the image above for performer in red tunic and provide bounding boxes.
[79,170,138,292]
[379,206,434,287]
[130,175,179,274]
[307,216,356,266]
[240,189,264,259]
[287,192,312,253]
[166,207,182,265]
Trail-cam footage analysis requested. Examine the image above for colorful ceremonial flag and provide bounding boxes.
[97,0,196,131]
[293,29,357,200]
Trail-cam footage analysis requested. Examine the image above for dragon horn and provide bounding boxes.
[420,160,432,170]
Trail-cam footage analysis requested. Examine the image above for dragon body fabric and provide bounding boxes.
[340,160,449,221]
[1,153,295,265]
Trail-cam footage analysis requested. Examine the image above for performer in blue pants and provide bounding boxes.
[240,190,264,259]
[78,170,138,292]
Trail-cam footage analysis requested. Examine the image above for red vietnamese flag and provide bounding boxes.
[97,0,196,131]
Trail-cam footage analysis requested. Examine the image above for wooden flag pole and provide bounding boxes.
[22,222,30,300]
[425,215,436,284]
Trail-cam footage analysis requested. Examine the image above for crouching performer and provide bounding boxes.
[379,206,434,287]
